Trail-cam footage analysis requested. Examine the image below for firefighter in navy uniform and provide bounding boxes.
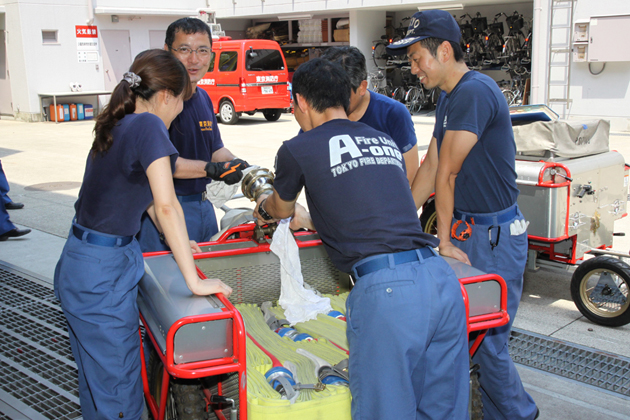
[54,50,232,420]
[137,18,248,252]
[253,58,469,420]
[388,10,539,420]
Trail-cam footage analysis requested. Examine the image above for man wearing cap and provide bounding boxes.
[387,10,538,420]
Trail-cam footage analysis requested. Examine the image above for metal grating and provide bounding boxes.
[509,328,630,397]
[0,265,82,420]
[198,250,348,305]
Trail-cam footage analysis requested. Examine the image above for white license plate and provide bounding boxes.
[261,86,273,94]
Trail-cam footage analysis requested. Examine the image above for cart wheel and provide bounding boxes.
[147,346,208,420]
[419,199,437,235]
[570,256,630,327]
[470,358,483,420]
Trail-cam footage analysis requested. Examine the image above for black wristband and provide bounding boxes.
[258,198,274,221]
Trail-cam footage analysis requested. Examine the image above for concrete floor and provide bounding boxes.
[0,112,629,419]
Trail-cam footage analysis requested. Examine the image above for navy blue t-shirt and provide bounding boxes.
[75,113,178,236]
[274,119,438,273]
[360,91,417,153]
[433,71,519,213]
[169,88,224,196]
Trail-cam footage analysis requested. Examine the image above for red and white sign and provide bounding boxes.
[76,25,99,63]
[76,25,98,38]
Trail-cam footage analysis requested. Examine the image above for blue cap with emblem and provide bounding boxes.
[386,10,461,55]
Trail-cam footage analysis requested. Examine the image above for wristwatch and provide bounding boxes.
[258,198,274,221]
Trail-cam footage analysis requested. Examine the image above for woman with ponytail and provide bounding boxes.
[54,49,232,420]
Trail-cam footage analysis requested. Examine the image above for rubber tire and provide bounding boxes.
[392,87,405,104]
[263,109,282,122]
[429,87,441,109]
[570,256,630,327]
[147,346,208,420]
[219,100,238,125]
[405,87,420,114]
[372,42,388,69]
[470,358,483,420]
[419,199,437,236]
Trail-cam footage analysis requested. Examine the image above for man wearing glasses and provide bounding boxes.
[137,17,248,252]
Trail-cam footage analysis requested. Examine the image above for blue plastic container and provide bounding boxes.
[62,104,70,121]
[77,103,85,120]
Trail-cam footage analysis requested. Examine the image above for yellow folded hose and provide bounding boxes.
[236,300,351,420]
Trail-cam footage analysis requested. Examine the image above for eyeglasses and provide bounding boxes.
[170,46,211,58]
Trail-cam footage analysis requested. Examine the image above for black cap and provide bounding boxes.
[386,10,461,55]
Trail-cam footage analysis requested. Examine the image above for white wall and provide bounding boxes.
[0,0,208,120]
[213,0,400,18]
[569,0,630,129]
[349,10,386,75]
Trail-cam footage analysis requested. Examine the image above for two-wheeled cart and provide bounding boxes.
[513,106,630,326]
[137,222,509,420]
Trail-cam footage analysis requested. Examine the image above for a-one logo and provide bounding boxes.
[328,134,403,178]
[198,79,215,86]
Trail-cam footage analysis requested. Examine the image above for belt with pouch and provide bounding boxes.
[453,204,518,226]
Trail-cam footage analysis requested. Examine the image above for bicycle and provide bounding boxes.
[368,69,393,98]
[392,67,428,114]
[500,61,530,105]
[498,12,526,65]
[459,14,486,69]
[384,17,410,43]
[482,14,505,65]
[372,37,390,69]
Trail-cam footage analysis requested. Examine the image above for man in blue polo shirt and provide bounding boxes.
[321,46,419,184]
[137,17,248,252]
[388,10,538,420]
[254,58,468,420]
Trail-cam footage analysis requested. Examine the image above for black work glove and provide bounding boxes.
[205,159,249,185]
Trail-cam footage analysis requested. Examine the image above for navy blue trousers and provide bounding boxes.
[0,160,16,235]
[451,205,537,420]
[136,196,218,252]
[0,159,13,206]
[54,223,145,420]
[347,248,469,420]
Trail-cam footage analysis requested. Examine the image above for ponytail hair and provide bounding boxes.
[92,49,192,156]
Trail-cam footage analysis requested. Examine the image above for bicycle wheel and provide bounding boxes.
[413,87,427,113]
[392,86,405,103]
[372,42,388,69]
[429,87,442,109]
[405,87,420,114]
[501,89,516,106]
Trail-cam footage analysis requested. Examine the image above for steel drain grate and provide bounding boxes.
[0,265,81,420]
[509,327,630,397]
